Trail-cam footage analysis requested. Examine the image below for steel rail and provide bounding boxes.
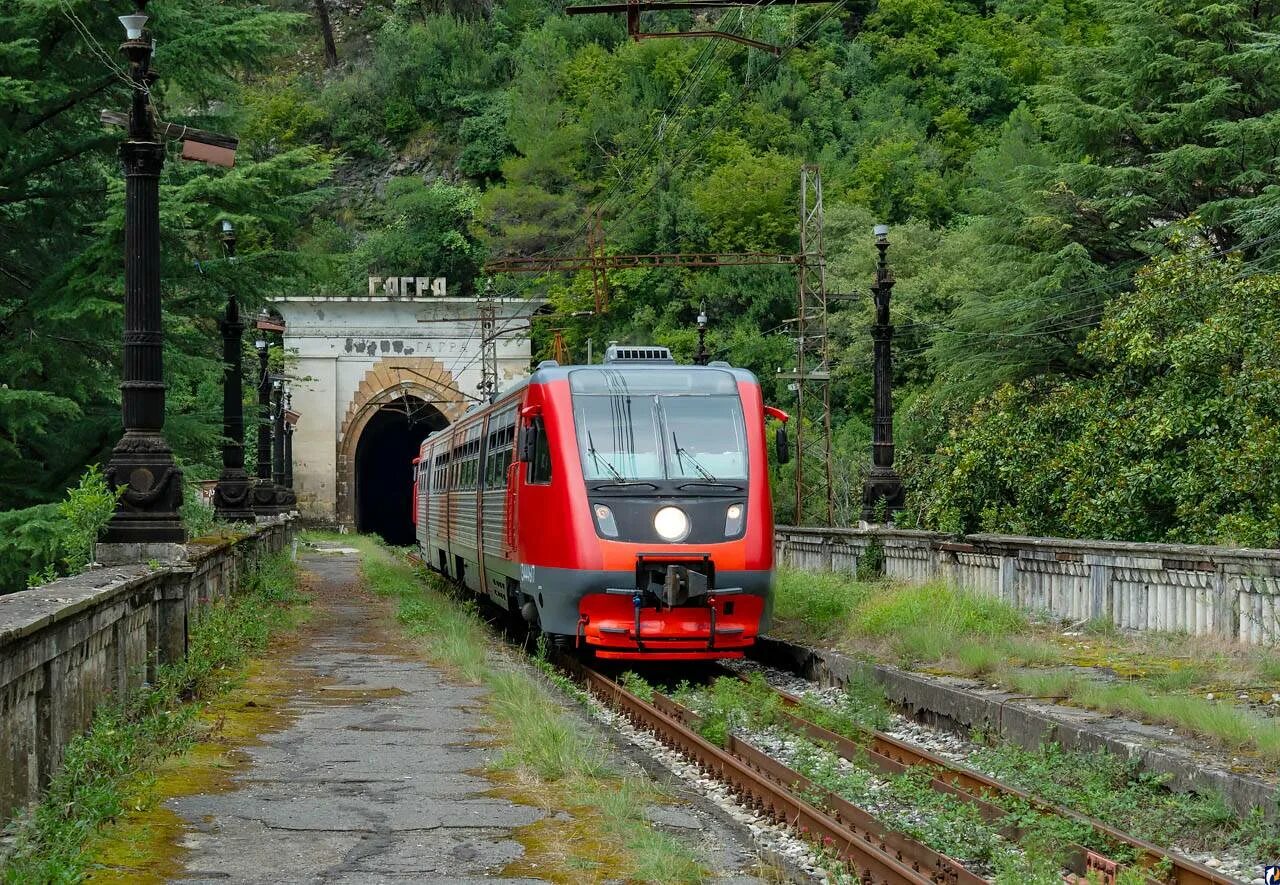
[574,663,947,883]
[756,679,1234,885]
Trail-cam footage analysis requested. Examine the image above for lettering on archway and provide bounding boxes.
[336,357,467,530]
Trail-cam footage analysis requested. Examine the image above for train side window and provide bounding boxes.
[527,417,552,484]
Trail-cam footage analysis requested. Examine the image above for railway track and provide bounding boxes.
[569,657,1240,885]
[569,658,974,884]
[716,669,1238,885]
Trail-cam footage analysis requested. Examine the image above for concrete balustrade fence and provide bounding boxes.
[0,519,294,821]
[776,527,1280,645]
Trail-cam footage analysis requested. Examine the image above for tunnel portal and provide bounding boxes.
[353,397,448,545]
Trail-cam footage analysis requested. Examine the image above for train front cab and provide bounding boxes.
[513,358,780,661]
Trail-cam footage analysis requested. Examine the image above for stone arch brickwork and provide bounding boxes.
[336,357,467,529]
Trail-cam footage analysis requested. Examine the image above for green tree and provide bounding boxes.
[918,239,1280,545]
[352,178,486,294]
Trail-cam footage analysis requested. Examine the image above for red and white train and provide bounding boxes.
[413,345,788,661]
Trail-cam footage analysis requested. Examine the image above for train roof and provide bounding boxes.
[527,359,760,386]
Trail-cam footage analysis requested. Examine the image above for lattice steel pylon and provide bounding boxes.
[780,166,833,526]
[478,279,499,401]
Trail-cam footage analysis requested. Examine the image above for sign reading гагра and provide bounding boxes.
[368,276,447,297]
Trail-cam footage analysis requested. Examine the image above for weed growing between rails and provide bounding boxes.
[341,536,709,884]
[771,567,1280,767]
[967,739,1280,864]
[0,553,307,883]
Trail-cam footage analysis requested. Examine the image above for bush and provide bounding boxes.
[0,465,120,593]
[58,465,119,574]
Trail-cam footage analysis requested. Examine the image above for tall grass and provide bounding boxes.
[774,566,1280,765]
[1005,669,1280,764]
[772,568,874,639]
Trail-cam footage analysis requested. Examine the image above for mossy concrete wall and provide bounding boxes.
[0,519,294,821]
[777,527,1280,645]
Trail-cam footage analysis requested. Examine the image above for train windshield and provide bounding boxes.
[570,368,748,482]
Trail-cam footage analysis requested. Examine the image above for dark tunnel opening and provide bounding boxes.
[354,397,448,546]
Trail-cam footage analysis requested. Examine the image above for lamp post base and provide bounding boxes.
[859,466,905,524]
[101,432,186,543]
[252,479,287,517]
[213,468,255,522]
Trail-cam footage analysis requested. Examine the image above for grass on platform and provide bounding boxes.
[342,536,707,884]
[772,566,1280,767]
[0,552,306,884]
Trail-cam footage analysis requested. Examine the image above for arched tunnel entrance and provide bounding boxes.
[354,396,449,545]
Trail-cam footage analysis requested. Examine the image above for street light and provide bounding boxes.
[271,379,283,488]
[118,12,147,39]
[251,332,277,517]
[99,0,186,552]
[220,219,236,254]
[694,303,709,366]
[212,221,252,522]
[283,385,296,496]
[860,223,904,524]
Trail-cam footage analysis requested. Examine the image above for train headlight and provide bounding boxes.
[724,502,744,536]
[593,503,618,538]
[654,506,690,542]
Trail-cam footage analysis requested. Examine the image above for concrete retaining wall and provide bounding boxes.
[776,527,1280,644]
[0,520,294,820]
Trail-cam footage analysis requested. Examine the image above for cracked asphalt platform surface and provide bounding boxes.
[166,547,774,884]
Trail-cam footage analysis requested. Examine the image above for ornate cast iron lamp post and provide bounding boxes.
[859,224,905,523]
[283,386,298,496]
[271,379,294,510]
[271,379,284,490]
[251,330,279,517]
[694,303,709,366]
[212,221,253,521]
[101,1,186,548]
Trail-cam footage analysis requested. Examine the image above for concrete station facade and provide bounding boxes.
[272,288,535,530]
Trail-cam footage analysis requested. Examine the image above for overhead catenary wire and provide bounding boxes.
[57,0,148,93]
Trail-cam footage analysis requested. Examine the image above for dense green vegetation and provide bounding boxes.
[3,0,1278,557]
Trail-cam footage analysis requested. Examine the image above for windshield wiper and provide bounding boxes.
[586,434,659,488]
[676,480,744,491]
[590,480,660,490]
[671,432,718,483]
[586,431,626,483]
